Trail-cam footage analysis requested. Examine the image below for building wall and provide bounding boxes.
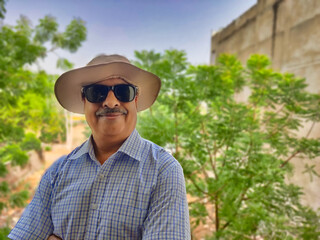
[211,0,320,209]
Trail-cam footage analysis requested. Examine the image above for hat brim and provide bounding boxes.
[54,61,161,113]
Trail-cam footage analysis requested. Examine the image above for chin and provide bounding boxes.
[100,127,131,138]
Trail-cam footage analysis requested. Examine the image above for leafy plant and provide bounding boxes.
[0,1,87,236]
[135,50,320,239]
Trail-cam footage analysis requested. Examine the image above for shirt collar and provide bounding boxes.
[117,129,144,162]
[68,136,93,160]
[68,129,144,162]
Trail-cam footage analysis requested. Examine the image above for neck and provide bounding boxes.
[91,133,130,165]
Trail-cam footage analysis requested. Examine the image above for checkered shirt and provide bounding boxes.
[8,129,190,239]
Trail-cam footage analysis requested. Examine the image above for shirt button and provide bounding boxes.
[99,174,104,179]
[91,203,98,210]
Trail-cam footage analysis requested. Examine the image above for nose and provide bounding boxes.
[102,90,120,108]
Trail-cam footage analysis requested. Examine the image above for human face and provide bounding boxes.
[83,78,138,141]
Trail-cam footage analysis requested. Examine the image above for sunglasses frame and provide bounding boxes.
[81,84,138,103]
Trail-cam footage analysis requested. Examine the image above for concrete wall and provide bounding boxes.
[211,0,320,210]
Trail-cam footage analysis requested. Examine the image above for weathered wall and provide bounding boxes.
[211,0,320,209]
[211,0,320,93]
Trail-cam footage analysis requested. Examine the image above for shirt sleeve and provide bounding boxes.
[142,160,191,240]
[8,167,55,239]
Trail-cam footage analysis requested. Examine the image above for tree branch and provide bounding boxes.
[215,195,220,231]
[174,101,179,155]
[305,121,315,138]
[187,175,209,196]
[222,145,229,167]
[280,150,301,168]
[201,122,218,179]
[262,104,285,126]
[221,186,250,230]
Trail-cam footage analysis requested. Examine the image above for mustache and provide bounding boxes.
[95,107,128,116]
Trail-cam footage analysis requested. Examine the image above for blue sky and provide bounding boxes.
[3,0,256,73]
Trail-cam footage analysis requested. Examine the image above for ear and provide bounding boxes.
[134,96,138,107]
[81,91,86,101]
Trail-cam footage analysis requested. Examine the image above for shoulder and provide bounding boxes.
[141,138,183,178]
[46,147,76,172]
[44,145,83,184]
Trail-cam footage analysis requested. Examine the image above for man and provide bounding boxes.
[8,54,190,239]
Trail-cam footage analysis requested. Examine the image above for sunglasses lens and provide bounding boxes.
[83,84,136,103]
[114,85,136,102]
[84,85,108,103]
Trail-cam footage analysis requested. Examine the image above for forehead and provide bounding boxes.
[96,78,128,86]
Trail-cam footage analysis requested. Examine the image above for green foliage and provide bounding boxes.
[34,15,58,44]
[44,145,52,151]
[20,133,41,151]
[56,57,74,70]
[136,50,320,239]
[58,18,87,53]
[0,0,6,20]
[0,226,10,240]
[9,190,29,208]
[0,145,28,166]
[0,2,87,233]
[34,15,86,53]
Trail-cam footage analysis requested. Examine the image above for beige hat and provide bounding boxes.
[54,54,161,113]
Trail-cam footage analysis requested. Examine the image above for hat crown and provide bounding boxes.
[87,54,130,66]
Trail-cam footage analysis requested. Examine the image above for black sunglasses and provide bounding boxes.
[82,84,137,103]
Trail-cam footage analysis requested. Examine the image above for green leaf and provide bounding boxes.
[34,15,58,43]
[0,226,10,239]
[0,181,9,196]
[9,190,29,208]
[20,132,41,151]
[0,162,7,177]
[56,57,74,70]
[58,18,87,52]
[303,164,320,182]
[0,0,7,19]
[0,144,29,166]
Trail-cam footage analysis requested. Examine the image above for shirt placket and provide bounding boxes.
[85,158,114,239]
